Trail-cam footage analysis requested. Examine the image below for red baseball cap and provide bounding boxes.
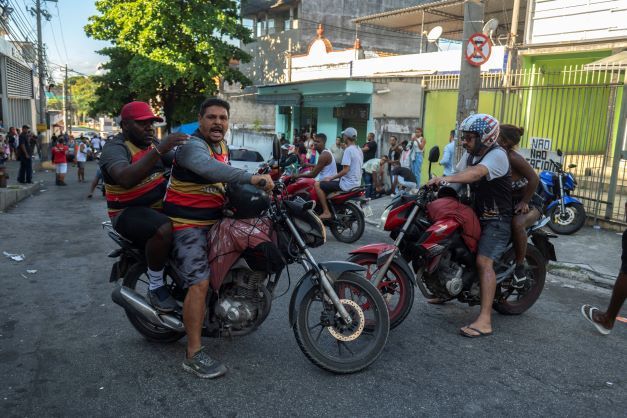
[120,101,164,122]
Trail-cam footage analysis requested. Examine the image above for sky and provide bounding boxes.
[39,0,111,79]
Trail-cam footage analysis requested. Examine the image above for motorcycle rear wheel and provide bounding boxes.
[293,272,389,374]
[547,202,586,235]
[347,254,414,329]
[329,202,365,243]
[493,245,546,315]
[122,263,186,343]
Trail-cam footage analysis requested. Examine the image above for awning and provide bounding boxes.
[584,51,627,71]
[257,79,373,106]
[353,0,525,42]
[256,92,301,106]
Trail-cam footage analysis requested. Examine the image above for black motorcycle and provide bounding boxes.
[104,180,389,374]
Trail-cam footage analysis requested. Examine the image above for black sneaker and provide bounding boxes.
[147,286,179,313]
[512,265,527,289]
[182,347,227,379]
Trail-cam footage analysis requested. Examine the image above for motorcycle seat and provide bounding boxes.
[327,187,365,198]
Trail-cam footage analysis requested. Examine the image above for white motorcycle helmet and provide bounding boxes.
[459,113,500,155]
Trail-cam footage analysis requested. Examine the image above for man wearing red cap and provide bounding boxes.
[99,101,188,312]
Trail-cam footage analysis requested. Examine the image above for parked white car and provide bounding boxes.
[228,146,265,173]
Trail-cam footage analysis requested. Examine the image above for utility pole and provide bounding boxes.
[455,0,485,161]
[62,64,68,134]
[30,0,57,160]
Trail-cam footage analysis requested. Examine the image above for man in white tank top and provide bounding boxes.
[292,133,337,181]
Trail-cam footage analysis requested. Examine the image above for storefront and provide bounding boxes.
[257,79,374,144]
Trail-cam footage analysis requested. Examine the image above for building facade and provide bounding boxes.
[0,38,35,130]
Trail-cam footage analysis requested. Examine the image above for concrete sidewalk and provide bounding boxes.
[363,193,623,288]
[0,160,46,211]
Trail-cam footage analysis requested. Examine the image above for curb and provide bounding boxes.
[0,182,42,212]
[548,262,615,290]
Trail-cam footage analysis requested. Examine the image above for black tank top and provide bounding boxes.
[467,146,513,221]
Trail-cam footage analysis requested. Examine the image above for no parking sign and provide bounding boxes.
[465,32,491,67]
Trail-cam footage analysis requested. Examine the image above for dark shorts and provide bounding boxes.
[112,207,171,249]
[77,161,85,169]
[320,180,342,194]
[477,219,512,261]
[622,229,627,274]
[171,227,211,287]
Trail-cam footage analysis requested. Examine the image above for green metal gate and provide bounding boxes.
[423,65,627,227]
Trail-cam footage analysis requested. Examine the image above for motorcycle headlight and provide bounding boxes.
[379,207,391,229]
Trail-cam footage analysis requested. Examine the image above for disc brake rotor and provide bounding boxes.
[555,207,575,225]
[326,299,365,342]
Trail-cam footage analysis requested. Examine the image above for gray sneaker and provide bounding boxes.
[182,347,227,379]
[147,286,179,313]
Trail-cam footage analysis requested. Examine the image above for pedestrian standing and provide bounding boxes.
[67,136,76,165]
[411,127,426,186]
[17,125,33,184]
[387,135,402,193]
[330,136,344,173]
[440,129,456,176]
[75,139,88,182]
[51,138,69,186]
[362,132,377,162]
[581,229,627,335]
[7,127,17,160]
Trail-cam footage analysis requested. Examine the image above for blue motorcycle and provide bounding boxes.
[539,149,586,235]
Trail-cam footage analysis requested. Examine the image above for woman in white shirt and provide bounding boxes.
[75,140,88,182]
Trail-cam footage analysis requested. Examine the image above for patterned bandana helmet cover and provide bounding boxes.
[459,113,500,149]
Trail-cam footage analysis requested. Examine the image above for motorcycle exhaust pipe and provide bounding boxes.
[111,285,185,333]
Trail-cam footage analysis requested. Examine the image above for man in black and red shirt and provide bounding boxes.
[99,101,188,312]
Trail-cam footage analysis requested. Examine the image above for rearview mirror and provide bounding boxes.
[557,149,563,157]
[272,137,281,161]
[428,146,440,163]
[568,163,577,169]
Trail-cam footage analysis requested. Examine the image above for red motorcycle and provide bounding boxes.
[262,156,368,243]
[348,148,556,329]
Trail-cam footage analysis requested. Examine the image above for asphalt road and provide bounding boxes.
[1,162,625,417]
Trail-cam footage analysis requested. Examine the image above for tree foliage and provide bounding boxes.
[68,76,98,122]
[85,0,252,129]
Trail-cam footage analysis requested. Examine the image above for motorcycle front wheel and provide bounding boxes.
[547,202,586,235]
[329,202,365,243]
[293,272,389,374]
[347,254,414,329]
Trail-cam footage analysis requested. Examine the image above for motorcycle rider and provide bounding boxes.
[162,97,273,379]
[497,125,541,287]
[427,114,512,338]
[99,101,188,313]
[292,132,337,181]
[315,127,363,220]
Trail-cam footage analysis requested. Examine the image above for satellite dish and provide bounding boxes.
[482,18,499,42]
[427,26,443,43]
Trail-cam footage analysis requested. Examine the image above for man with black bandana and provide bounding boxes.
[99,101,188,313]
[163,97,274,379]
[428,114,512,339]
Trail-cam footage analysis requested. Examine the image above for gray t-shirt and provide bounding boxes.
[99,135,172,185]
[339,144,363,191]
[455,148,509,180]
[172,136,253,185]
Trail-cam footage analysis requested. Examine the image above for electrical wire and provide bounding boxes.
[53,2,68,63]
